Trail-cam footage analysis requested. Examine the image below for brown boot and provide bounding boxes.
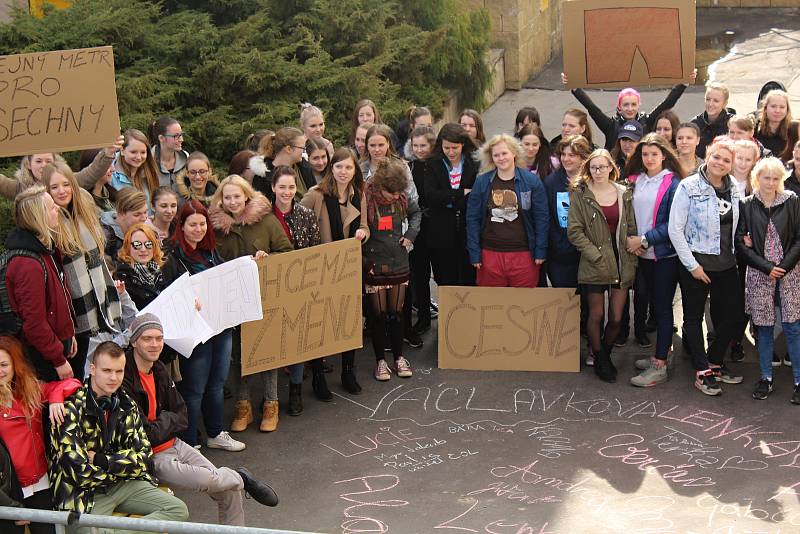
[230,400,253,432]
[260,400,279,432]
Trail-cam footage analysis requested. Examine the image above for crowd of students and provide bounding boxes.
[0,77,799,531]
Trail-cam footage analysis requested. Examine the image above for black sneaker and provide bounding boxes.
[635,332,652,348]
[792,384,800,405]
[773,352,782,368]
[236,467,279,507]
[710,364,743,384]
[729,342,745,363]
[752,378,773,400]
[784,354,792,367]
[404,330,423,348]
[695,370,722,396]
[614,331,628,347]
[412,320,431,334]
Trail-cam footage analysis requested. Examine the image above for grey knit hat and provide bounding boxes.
[129,313,163,343]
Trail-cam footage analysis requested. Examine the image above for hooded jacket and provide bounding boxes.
[629,171,680,260]
[567,182,638,287]
[5,227,75,372]
[208,192,293,260]
[691,107,737,158]
[49,381,155,513]
[152,146,189,188]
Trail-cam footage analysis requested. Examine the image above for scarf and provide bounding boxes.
[131,261,163,290]
[324,189,362,242]
[366,182,407,227]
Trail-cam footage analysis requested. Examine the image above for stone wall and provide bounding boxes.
[461,0,561,90]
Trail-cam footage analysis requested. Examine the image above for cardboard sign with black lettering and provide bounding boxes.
[562,0,695,88]
[241,238,363,375]
[0,46,120,157]
[438,286,580,372]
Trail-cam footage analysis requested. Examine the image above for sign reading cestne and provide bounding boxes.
[0,46,120,157]
[438,286,580,372]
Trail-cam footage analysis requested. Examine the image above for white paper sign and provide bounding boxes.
[138,257,263,357]
[189,256,263,333]
[140,273,214,357]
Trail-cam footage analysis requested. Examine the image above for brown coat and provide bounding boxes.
[208,192,293,260]
[300,185,370,244]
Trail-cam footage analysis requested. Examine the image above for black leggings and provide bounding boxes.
[1,488,55,534]
[585,287,628,353]
[369,285,406,360]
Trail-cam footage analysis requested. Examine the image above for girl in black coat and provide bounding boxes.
[424,123,478,286]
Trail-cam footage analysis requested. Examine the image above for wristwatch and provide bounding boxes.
[640,235,649,249]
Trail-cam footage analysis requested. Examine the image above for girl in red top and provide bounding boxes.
[0,335,80,534]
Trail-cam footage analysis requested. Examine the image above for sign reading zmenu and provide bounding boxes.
[241,238,364,375]
[438,286,580,372]
[0,46,120,157]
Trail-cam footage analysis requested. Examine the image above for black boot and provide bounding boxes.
[594,346,617,383]
[311,361,333,402]
[287,383,303,416]
[236,467,279,506]
[341,350,362,395]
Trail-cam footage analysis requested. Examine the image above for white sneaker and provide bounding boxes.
[207,431,246,452]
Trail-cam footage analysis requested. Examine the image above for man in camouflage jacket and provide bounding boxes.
[48,341,188,532]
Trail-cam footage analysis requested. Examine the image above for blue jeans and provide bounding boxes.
[177,329,233,445]
[289,363,304,385]
[756,321,800,384]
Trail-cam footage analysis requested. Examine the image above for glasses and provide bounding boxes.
[163,133,184,139]
[291,145,306,151]
[590,165,611,173]
[187,169,209,177]
[131,240,154,250]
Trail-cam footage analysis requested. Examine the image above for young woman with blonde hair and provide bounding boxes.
[45,162,121,380]
[466,134,549,288]
[209,175,292,432]
[755,89,793,157]
[736,157,800,404]
[5,187,75,382]
[299,103,334,157]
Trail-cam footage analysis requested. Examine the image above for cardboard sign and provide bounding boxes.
[241,239,363,376]
[438,286,580,373]
[0,46,120,157]
[562,0,695,89]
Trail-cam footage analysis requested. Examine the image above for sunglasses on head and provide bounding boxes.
[131,240,154,250]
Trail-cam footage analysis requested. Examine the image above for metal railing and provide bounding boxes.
[0,506,319,533]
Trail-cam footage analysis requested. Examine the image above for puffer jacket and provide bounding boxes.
[208,192,293,260]
[49,382,155,513]
[567,182,638,287]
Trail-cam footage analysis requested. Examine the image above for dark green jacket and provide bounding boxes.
[567,182,637,287]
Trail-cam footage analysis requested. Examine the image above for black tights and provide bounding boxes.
[586,288,628,353]
[370,285,406,361]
